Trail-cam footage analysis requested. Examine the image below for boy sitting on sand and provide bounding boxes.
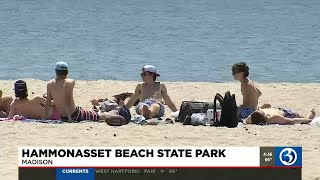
[232,62,262,119]
[125,65,178,119]
[0,90,13,118]
[246,104,316,125]
[44,62,128,125]
[7,80,60,120]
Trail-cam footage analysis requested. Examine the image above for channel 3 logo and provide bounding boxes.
[275,147,302,167]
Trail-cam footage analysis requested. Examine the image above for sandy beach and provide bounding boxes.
[1,79,319,179]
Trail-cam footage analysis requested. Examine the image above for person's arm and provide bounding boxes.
[65,80,75,122]
[161,84,178,112]
[257,87,262,97]
[269,115,312,125]
[35,96,49,106]
[245,115,252,124]
[125,84,141,109]
[7,101,17,120]
[43,83,52,120]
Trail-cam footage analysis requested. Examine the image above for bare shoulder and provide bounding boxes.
[247,79,257,87]
[65,79,75,84]
[47,79,56,88]
[136,83,142,89]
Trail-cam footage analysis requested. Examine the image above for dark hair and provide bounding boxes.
[14,80,28,99]
[55,69,68,76]
[152,74,157,81]
[250,111,267,125]
[232,62,249,77]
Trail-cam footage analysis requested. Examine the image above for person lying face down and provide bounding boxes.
[0,90,13,118]
[246,104,316,125]
[232,62,262,119]
[125,65,178,119]
[7,80,60,120]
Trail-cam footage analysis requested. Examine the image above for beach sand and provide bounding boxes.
[1,79,320,179]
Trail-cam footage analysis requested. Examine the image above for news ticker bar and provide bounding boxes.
[18,146,302,167]
[19,167,301,180]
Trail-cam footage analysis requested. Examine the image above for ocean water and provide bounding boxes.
[0,0,319,82]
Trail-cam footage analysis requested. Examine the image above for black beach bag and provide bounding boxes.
[177,101,213,125]
[213,91,240,128]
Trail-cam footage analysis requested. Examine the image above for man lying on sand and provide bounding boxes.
[7,80,60,120]
[246,104,316,125]
[44,62,127,125]
[232,62,262,119]
[91,92,139,107]
[0,90,13,118]
[91,97,131,124]
[125,65,178,119]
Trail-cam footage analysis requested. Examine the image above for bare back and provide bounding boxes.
[47,79,76,117]
[241,79,262,109]
[140,82,162,102]
[10,97,46,119]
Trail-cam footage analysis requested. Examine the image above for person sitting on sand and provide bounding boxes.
[43,62,128,125]
[0,90,13,118]
[246,104,316,125]
[232,62,262,119]
[7,80,60,120]
[125,65,178,119]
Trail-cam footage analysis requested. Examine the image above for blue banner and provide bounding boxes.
[274,147,302,167]
[56,168,95,180]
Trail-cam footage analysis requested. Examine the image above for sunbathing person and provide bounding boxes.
[232,62,262,119]
[91,98,131,123]
[44,62,128,125]
[0,90,13,118]
[91,92,139,107]
[7,80,60,120]
[246,104,316,125]
[125,65,178,119]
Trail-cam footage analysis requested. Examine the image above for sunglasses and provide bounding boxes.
[140,72,153,77]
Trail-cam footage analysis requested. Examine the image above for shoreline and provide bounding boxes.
[1,79,320,84]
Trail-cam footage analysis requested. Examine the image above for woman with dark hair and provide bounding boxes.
[7,80,60,120]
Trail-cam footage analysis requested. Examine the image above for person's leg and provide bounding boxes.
[149,103,161,118]
[141,105,151,119]
[286,109,316,124]
[124,97,130,105]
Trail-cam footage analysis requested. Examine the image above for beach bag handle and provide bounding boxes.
[213,93,223,126]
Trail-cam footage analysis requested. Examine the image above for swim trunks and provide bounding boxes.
[135,99,165,117]
[50,109,61,120]
[239,107,255,119]
[279,108,299,118]
[61,106,99,122]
